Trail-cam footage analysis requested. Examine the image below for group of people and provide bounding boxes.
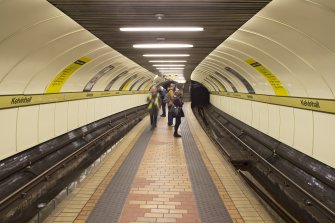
[146,83,184,137]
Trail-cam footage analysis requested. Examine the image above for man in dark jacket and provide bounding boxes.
[172,89,184,137]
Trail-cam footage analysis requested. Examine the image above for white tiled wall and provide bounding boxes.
[313,112,335,167]
[210,94,334,168]
[39,103,56,143]
[17,106,39,151]
[279,106,295,147]
[68,100,79,132]
[78,100,88,126]
[0,108,17,158]
[55,102,69,137]
[0,94,147,161]
[268,104,280,139]
[293,109,313,156]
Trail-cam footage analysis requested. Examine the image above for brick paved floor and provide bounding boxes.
[118,117,200,223]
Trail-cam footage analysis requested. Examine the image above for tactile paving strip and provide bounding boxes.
[86,127,153,223]
[181,119,233,223]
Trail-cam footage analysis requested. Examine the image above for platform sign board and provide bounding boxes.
[129,77,145,91]
[120,74,138,90]
[224,67,255,94]
[45,57,91,93]
[137,78,151,91]
[245,59,288,96]
[208,75,227,91]
[214,72,237,92]
[104,71,128,91]
[84,64,114,91]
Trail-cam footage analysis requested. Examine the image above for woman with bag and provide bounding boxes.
[172,89,184,137]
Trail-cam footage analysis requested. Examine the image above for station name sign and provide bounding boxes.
[0,91,149,110]
[11,96,32,105]
[211,91,335,114]
[300,100,320,108]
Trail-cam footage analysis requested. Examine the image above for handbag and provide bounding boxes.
[171,105,181,117]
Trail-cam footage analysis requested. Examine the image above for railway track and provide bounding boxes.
[193,105,335,223]
[0,105,147,223]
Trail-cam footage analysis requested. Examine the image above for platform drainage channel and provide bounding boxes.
[181,119,233,223]
[87,127,153,223]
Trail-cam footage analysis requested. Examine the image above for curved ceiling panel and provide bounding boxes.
[244,15,335,96]
[198,59,246,92]
[214,48,275,94]
[192,0,335,99]
[0,0,156,95]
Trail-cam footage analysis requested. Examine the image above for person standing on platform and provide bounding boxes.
[167,83,176,126]
[147,86,161,130]
[173,89,184,137]
[159,86,167,117]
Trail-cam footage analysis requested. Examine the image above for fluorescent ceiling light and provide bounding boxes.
[134,44,193,49]
[149,60,187,63]
[160,72,183,75]
[120,27,204,32]
[153,64,185,67]
[158,67,184,69]
[143,54,190,57]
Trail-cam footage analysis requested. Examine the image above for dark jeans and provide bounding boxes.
[161,103,166,116]
[168,105,174,125]
[150,110,158,128]
[174,117,181,134]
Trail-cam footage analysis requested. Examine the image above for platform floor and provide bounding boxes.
[44,103,278,223]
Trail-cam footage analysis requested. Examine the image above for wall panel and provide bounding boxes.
[17,106,39,151]
[313,112,335,167]
[0,108,18,159]
[55,102,68,136]
[267,104,280,140]
[279,106,295,146]
[293,109,313,156]
[68,100,79,131]
[39,103,55,143]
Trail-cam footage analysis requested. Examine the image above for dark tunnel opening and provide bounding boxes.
[190,81,210,107]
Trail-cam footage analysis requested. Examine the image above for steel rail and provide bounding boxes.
[238,170,299,223]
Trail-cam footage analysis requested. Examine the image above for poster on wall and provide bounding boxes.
[83,64,114,91]
[45,57,91,93]
[245,59,288,96]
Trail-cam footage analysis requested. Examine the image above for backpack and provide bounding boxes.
[163,93,169,103]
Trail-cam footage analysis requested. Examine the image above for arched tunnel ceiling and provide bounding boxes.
[47,0,272,80]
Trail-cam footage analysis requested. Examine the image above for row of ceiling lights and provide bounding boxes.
[120,25,204,82]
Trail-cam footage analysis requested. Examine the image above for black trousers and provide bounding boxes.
[150,108,158,128]
[174,116,181,134]
[161,103,166,115]
[168,105,174,125]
